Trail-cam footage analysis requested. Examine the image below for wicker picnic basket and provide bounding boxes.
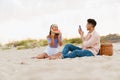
[100,43,113,56]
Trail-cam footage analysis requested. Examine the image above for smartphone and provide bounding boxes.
[79,25,82,31]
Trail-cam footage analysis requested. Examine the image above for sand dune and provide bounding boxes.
[0,43,120,80]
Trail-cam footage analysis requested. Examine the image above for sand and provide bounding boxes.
[0,43,120,80]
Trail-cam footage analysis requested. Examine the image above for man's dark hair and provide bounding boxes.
[87,19,97,28]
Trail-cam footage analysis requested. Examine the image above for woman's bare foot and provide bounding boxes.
[31,56,46,59]
[49,52,63,60]
[31,53,48,59]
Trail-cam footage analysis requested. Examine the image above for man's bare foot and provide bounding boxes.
[49,52,62,60]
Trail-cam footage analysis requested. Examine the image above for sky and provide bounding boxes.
[0,0,120,43]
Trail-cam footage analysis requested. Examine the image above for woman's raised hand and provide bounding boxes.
[51,33,55,38]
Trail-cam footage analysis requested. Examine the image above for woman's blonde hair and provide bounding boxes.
[51,24,58,28]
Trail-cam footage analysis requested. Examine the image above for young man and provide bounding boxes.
[49,19,100,59]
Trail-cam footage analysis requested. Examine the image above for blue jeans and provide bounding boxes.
[62,44,94,58]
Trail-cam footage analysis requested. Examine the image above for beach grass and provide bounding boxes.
[0,34,120,50]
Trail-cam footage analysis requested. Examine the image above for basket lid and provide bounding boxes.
[101,43,113,47]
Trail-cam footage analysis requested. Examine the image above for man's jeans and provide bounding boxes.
[62,44,94,58]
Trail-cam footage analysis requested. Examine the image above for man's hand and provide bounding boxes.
[78,28,84,37]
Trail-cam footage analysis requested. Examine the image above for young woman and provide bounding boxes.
[32,24,62,59]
